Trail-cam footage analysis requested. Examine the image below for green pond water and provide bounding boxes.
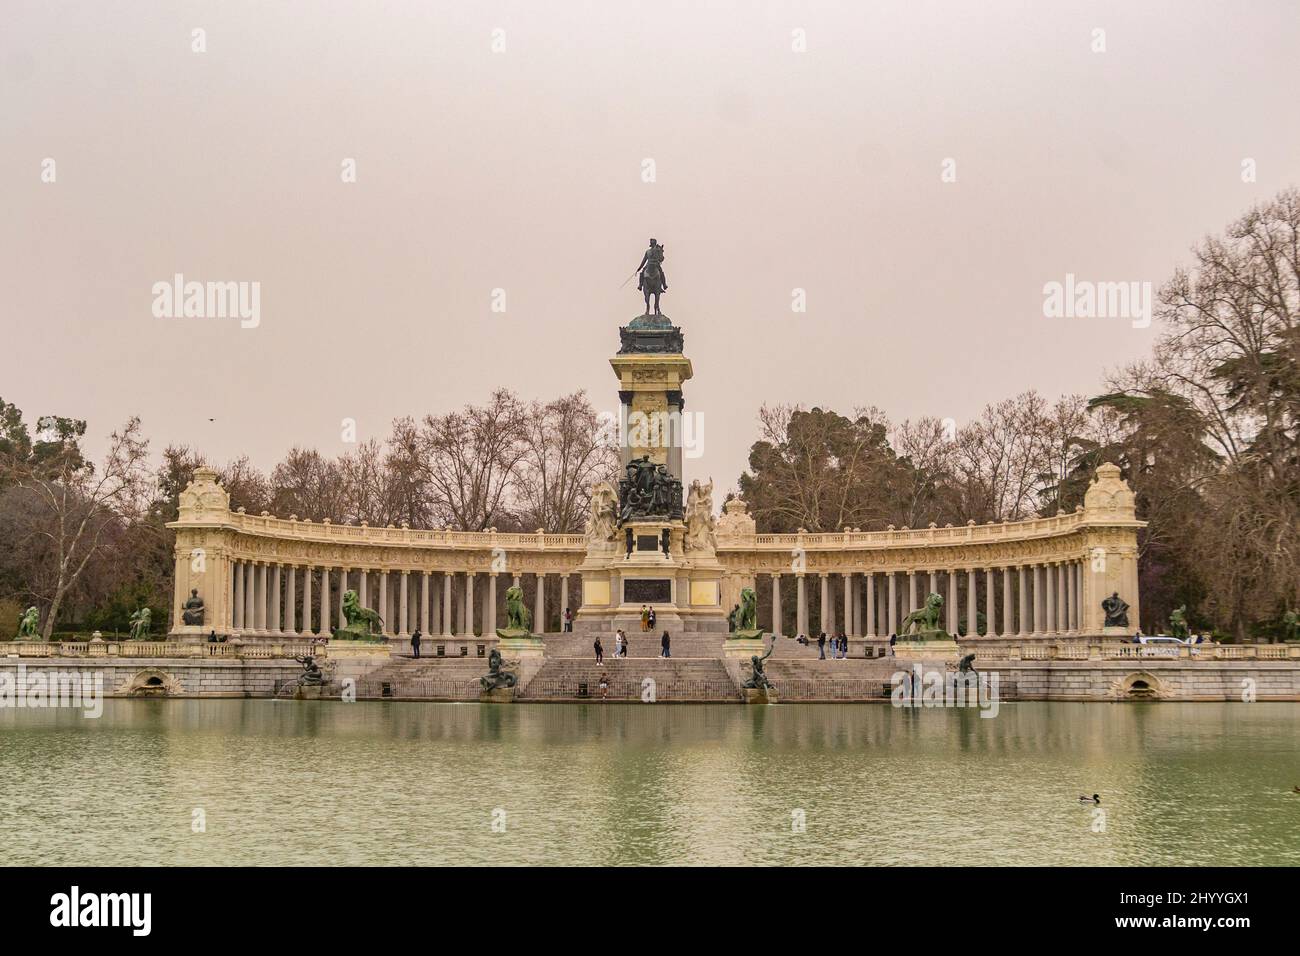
[1,700,1296,866]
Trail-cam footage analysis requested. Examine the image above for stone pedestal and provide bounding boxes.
[479,686,515,703]
[496,632,546,659]
[295,685,322,700]
[743,687,777,704]
[724,634,767,659]
[893,639,961,661]
[1101,626,1131,638]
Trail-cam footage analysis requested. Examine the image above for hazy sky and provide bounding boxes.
[4,1,1299,501]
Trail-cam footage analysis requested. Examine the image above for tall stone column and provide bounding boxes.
[928,570,938,597]
[1074,563,1083,631]
[796,574,807,637]
[1028,565,1040,635]
[464,573,475,637]
[358,570,369,613]
[375,572,387,636]
[255,563,267,633]
[420,573,430,635]
[842,573,853,637]
[285,566,296,635]
[984,568,995,639]
[1002,567,1013,637]
[444,572,455,636]
[771,574,782,637]
[233,562,245,630]
[947,571,958,634]
[559,575,569,628]
[487,573,498,634]
[535,573,545,634]
[888,572,898,635]
[399,571,409,637]
[819,574,830,635]
[338,569,348,632]
[270,565,282,634]
[967,569,978,638]
[1019,566,1030,637]
[864,572,876,638]
[907,572,917,616]
[302,565,312,636]
[1045,564,1057,636]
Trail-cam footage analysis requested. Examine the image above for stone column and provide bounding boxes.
[947,570,958,634]
[255,563,267,633]
[1019,566,1029,637]
[464,573,475,637]
[888,572,898,635]
[771,574,783,637]
[1057,563,1067,633]
[302,565,312,636]
[984,567,995,639]
[559,575,569,628]
[270,564,282,634]
[1074,562,1083,632]
[819,574,830,635]
[967,569,978,638]
[1045,564,1057,636]
[398,571,409,637]
[442,572,454,636]
[420,573,430,635]
[535,573,545,634]
[338,569,348,632]
[487,573,498,635]
[285,565,296,635]
[1002,567,1013,637]
[928,570,938,598]
[842,573,853,637]
[1034,567,1045,634]
[358,570,369,613]
[907,571,917,616]
[864,572,876,638]
[376,572,387,636]
[796,574,807,637]
[233,562,245,630]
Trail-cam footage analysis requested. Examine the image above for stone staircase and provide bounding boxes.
[517,657,741,701]
[352,657,491,700]
[763,658,902,701]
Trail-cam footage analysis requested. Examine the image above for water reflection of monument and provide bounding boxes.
[575,254,727,639]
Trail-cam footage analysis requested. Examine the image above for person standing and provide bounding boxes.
[888,632,897,656]
[660,630,671,658]
[818,632,826,659]
[594,637,604,665]
[619,631,629,657]
[564,607,573,632]
[411,628,422,659]
[614,629,624,658]
[648,607,657,630]
[640,605,650,632]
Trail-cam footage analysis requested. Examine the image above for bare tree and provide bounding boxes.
[515,392,619,533]
[2,416,151,639]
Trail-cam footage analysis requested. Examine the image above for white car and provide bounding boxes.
[1135,635,1201,656]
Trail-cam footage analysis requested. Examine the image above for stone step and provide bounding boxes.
[518,657,739,701]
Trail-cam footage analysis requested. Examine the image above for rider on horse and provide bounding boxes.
[636,238,668,314]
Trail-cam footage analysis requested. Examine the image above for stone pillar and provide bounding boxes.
[1045,564,1057,636]
[967,569,978,638]
[488,573,498,635]
[358,570,369,613]
[233,562,245,630]
[928,570,938,598]
[535,573,545,634]
[819,574,830,635]
[1002,567,1013,638]
[771,574,783,637]
[420,573,430,635]
[842,573,853,637]
[255,563,267,633]
[338,569,348,632]
[398,571,409,637]
[1019,566,1029,637]
[947,571,958,634]
[464,573,475,637]
[864,572,876,638]
[796,574,807,637]
[888,572,898,635]
[1034,567,1045,634]
[375,572,387,636]
[302,565,312,636]
[270,565,282,634]
[559,575,569,629]
[285,565,296,635]
[1074,562,1083,632]
[984,568,995,639]
[907,571,917,616]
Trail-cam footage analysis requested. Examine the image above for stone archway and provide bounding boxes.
[1114,671,1166,700]
[119,667,185,698]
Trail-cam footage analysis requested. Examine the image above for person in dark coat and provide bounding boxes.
[411,628,422,659]
[594,637,604,665]
[660,631,671,658]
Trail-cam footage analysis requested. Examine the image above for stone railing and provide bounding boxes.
[225,511,589,552]
[0,640,323,660]
[743,511,1096,550]
[969,641,1300,662]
